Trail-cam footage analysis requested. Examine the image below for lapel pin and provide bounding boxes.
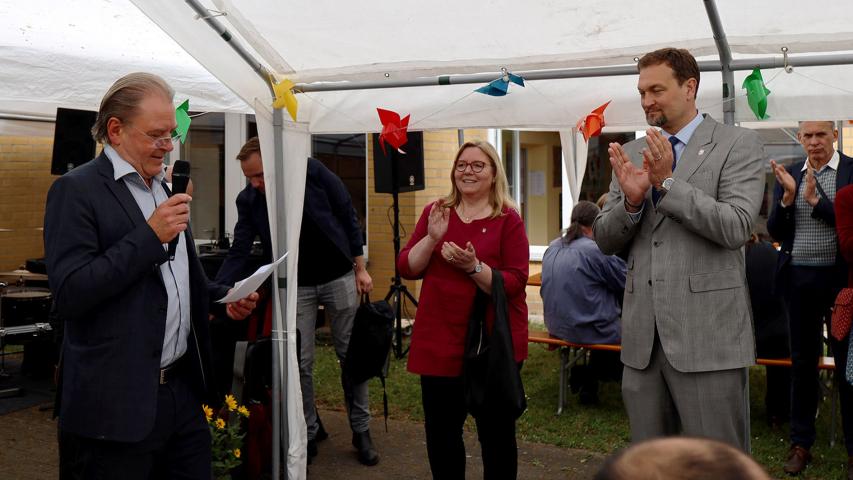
[698,149,705,156]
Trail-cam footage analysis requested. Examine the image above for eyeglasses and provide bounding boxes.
[455,160,487,173]
[128,124,181,149]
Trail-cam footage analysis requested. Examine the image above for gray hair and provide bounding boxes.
[91,72,174,144]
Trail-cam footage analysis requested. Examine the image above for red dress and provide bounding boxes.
[398,202,530,377]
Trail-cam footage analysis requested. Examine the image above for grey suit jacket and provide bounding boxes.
[593,115,764,373]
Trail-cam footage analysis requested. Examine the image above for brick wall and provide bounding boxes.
[0,135,56,271]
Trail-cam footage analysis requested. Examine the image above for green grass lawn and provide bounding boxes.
[311,331,849,479]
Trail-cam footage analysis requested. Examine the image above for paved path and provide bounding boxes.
[0,405,605,479]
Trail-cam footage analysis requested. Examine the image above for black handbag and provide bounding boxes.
[463,269,527,420]
[344,294,394,429]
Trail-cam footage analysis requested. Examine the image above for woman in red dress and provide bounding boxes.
[398,140,529,479]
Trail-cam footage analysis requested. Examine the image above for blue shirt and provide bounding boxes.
[104,145,191,367]
[540,236,626,344]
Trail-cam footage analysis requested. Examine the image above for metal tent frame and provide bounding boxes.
[178,0,853,477]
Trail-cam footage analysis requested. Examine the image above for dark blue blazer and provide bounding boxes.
[303,157,364,261]
[44,153,229,443]
[215,183,272,286]
[767,151,853,288]
[216,157,363,288]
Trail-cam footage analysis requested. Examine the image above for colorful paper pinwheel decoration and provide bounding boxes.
[173,100,191,143]
[272,78,299,122]
[475,72,525,97]
[742,68,771,120]
[576,101,611,142]
[376,108,411,155]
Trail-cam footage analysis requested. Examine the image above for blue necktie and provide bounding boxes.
[652,136,680,206]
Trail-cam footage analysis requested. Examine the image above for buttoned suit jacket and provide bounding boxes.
[44,153,229,443]
[766,152,853,291]
[594,115,764,372]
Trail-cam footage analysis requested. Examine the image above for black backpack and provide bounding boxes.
[344,294,394,429]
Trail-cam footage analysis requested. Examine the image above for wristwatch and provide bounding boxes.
[467,261,483,275]
[660,177,675,192]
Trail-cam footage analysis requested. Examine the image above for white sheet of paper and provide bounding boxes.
[216,252,288,304]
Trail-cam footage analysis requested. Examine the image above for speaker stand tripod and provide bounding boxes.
[383,173,418,359]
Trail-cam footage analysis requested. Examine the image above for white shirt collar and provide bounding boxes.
[800,150,840,172]
[104,144,166,184]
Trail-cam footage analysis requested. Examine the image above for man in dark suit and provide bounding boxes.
[768,120,853,477]
[44,72,258,479]
[215,137,272,287]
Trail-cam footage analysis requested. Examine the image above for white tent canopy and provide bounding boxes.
[0,0,248,119]
[5,1,853,478]
[129,3,853,479]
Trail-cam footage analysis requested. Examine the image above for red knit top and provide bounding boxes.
[836,185,853,286]
[398,202,530,377]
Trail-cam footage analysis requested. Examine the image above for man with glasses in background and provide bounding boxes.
[44,72,258,479]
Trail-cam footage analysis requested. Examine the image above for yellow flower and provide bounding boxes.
[215,418,226,430]
[202,404,213,423]
[238,405,250,418]
[225,394,237,412]
[234,449,241,459]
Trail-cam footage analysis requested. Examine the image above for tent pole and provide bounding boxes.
[294,53,853,94]
[181,1,291,478]
[271,107,288,480]
[703,0,735,125]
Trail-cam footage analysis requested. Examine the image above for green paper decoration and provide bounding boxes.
[742,69,771,120]
[173,100,191,143]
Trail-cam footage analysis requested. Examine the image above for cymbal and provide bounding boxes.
[0,269,48,281]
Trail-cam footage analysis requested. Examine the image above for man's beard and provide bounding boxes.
[646,111,667,128]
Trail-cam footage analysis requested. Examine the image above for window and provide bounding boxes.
[500,129,635,257]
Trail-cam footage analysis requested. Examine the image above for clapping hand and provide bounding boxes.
[803,161,819,207]
[770,159,796,206]
[428,200,450,242]
[441,241,478,272]
[642,128,675,188]
[608,142,650,209]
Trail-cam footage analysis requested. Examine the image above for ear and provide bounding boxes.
[685,78,698,101]
[106,117,123,146]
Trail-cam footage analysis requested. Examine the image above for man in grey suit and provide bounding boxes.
[594,48,764,451]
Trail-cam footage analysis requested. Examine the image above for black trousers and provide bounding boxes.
[786,265,853,453]
[59,365,211,480]
[420,374,519,480]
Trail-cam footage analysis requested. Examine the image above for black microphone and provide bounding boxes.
[168,160,191,260]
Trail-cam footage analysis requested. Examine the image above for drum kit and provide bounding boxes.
[0,269,53,336]
[0,269,54,397]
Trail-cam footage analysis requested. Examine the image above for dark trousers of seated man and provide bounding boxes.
[59,358,210,479]
[570,350,623,404]
[787,266,853,454]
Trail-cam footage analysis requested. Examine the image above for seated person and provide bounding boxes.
[541,201,626,403]
[594,437,771,480]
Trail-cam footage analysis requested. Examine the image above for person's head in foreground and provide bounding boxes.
[594,437,771,480]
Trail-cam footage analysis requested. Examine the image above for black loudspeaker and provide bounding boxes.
[372,131,425,193]
[51,108,98,175]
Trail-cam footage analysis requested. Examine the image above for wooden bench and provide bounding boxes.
[528,329,836,415]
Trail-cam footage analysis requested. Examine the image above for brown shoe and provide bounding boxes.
[783,445,811,475]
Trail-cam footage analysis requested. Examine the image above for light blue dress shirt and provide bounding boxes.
[104,145,191,367]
